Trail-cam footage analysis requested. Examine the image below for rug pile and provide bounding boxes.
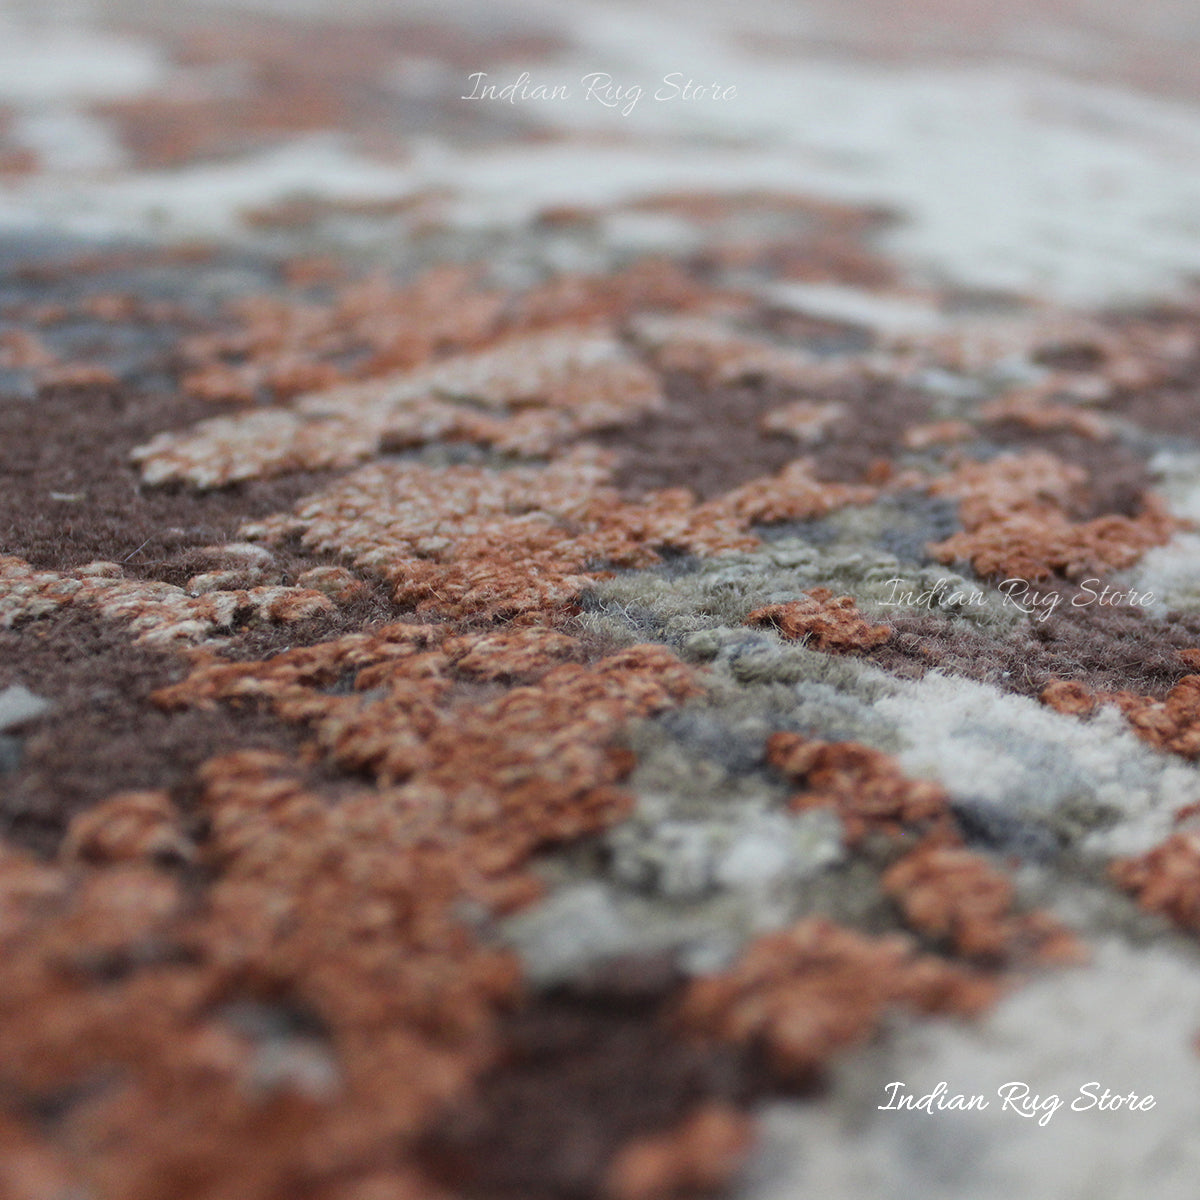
[4,2,1200,1197]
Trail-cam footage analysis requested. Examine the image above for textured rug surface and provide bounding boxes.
[5,2,1200,1197]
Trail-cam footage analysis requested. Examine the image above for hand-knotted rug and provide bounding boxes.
[4,2,1200,1197]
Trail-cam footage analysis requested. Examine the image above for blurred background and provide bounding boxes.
[2,0,1200,304]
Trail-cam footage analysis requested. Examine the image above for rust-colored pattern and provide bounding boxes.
[1112,833,1200,935]
[745,588,892,651]
[8,1,1200,1195]
[882,841,1083,966]
[676,919,1000,1083]
[604,1106,756,1200]
[60,789,192,866]
[766,732,957,845]
[1041,673,1200,759]
[0,634,704,1197]
[134,327,668,485]
[234,453,766,620]
[927,451,1180,581]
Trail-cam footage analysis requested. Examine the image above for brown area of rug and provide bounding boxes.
[1102,380,1200,438]
[419,956,768,1200]
[596,371,935,499]
[0,607,307,855]
[868,598,1200,700]
[0,381,346,578]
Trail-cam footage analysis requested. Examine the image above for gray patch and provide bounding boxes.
[758,518,841,548]
[0,684,52,731]
[216,1000,340,1098]
[0,367,37,401]
[951,798,1064,862]
[587,533,1017,644]
[876,493,963,564]
[0,733,21,774]
[654,706,776,775]
[758,492,962,567]
[607,808,844,902]
[501,883,641,986]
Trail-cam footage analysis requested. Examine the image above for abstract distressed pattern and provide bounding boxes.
[6,1,1200,1198]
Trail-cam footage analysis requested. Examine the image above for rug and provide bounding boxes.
[4,2,1200,1197]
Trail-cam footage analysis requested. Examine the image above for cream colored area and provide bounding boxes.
[742,939,1200,1200]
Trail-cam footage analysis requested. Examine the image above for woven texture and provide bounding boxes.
[4,2,1200,1197]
